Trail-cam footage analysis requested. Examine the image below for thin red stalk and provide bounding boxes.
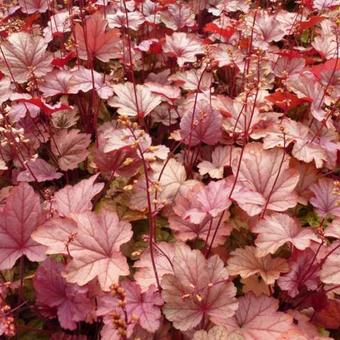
[206,211,225,257]
[207,55,261,255]
[296,237,323,288]
[122,0,141,120]
[241,9,257,88]
[183,65,208,171]
[1,117,41,185]
[315,33,339,112]
[78,0,99,138]
[204,218,214,257]
[18,257,24,307]
[260,132,286,218]
[147,237,174,269]
[127,126,160,290]
[324,284,340,293]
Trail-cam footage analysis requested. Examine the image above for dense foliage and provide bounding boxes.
[0,0,339,338]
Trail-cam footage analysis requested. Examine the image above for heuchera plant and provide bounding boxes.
[0,0,339,338]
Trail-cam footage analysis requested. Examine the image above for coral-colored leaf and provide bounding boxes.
[253,213,318,257]
[53,174,104,216]
[314,299,340,329]
[64,210,133,291]
[51,129,91,171]
[224,293,292,339]
[231,143,300,216]
[74,11,120,62]
[32,217,77,254]
[227,246,289,285]
[161,244,238,331]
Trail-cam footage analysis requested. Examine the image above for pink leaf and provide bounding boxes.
[169,189,231,247]
[134,242,176,291]
[224,293,293,339]
[310,178,340,218]
[169,67,213,91]
[101,126,150,153]
[34,258,93,330]
[107,9,145,31]
[253,213,318,257]
[122,281,163,333]
[161,244,238,331]
[252,10,287,48]
[163,32,204,67]
[286,72,326,121]
[19,0,48,13]
[320,245,340,285]
[0,32,52,83]
[180,100,222,146]
[160,3,195,30]
[183,180,232,224]
[108,82,162,118]
[64,210,133,291]
[232,143,300,216]
[32,217,77,254]
[17,158,63,182]
[197,146,238,179]
[68,66,113,99]
[293,161,319,205]
[53,174,104,216]
[214,95,262,136]
[193,326,231,340]
[39,70,73,97]
[325,218,340,239]
[278,249,320,297]
[0,183,46,269]
[0,77,11,104]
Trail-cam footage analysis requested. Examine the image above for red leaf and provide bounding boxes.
[52,51,77,68]
[265,91,310,111]
[297,16,325,31]
[16,98,70,116]
[22,13,40,31]
[204,23,235,40]
[314,300,340,329]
